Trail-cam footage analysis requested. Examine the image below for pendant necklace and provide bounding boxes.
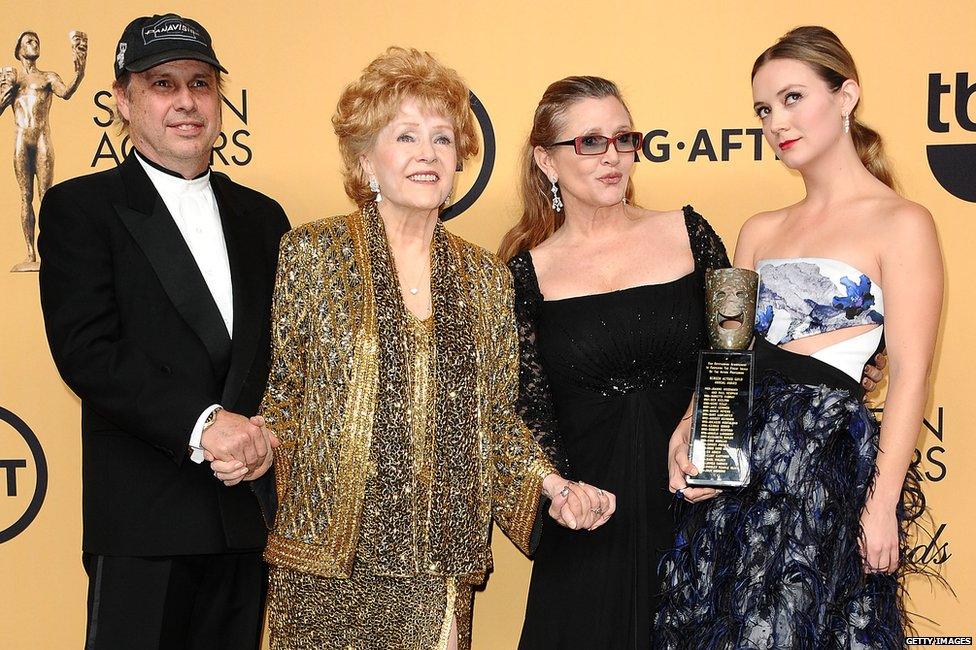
[391,235,430,297]
[408,263,428,295]
[396,251,428,296]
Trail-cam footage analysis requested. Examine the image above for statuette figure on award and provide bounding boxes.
[687,268,759,487]
[1,30,87,272]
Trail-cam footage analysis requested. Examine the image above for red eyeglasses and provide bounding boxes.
[548,131,643,155]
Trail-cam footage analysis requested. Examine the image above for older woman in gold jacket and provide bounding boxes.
[212,48,615,649]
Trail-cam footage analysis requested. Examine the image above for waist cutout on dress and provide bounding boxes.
[754,336,864,399]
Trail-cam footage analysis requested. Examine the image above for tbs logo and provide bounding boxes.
[0,407,47,543]
[440,91,494,222]
[927,72,976,202]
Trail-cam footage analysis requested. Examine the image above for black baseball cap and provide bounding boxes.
[114,13,228,78]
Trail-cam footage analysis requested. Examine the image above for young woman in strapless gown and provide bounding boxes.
[656,26,943,649]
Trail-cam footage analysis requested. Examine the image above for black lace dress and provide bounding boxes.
[509,207,729,650]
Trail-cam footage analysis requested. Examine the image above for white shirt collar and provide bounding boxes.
[134,150,212,195]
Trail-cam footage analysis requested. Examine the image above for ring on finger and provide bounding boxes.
[675,488,685,501]
[559,485,571,499]
[590,507,603,515]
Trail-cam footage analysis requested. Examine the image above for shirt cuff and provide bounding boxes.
[189,404,222,464]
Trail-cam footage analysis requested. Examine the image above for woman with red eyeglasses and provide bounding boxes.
[498,76,729,649]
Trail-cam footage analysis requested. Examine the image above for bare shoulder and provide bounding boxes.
[874,196,937,245]
[736,208,786,248]
[732,207,790,268]
[739,208,787,236]
[528,234,557,272]
[631,205,685,222]
[630,205,688,239]
[884,196,934,228]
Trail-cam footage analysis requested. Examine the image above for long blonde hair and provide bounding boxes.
[498,76,636,261]
[752,26,896,189]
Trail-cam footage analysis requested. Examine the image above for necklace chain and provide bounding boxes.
[392,248,429,296]
[408,257,428,296]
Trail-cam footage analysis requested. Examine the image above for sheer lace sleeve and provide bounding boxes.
[507,252,573,477]
[683,205,731,271]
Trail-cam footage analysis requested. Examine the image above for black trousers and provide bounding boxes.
[83,551,266,650]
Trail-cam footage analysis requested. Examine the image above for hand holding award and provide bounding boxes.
[687,268,758,487]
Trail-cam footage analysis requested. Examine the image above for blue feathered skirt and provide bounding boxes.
[654,337,926,649]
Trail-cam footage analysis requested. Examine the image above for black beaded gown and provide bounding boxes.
[509,207,729,650]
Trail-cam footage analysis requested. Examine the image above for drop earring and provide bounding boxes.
[550,177,563,213]
[842,113,850,134]
[369,176,383,203]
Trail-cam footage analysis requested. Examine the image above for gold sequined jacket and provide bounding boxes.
[262,205,555,580]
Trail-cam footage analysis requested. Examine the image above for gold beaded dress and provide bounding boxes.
[261,203,554,649]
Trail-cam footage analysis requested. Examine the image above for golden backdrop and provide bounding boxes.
[0,1,971,647]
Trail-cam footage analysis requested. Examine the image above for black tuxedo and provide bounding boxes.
[39,154,289,648]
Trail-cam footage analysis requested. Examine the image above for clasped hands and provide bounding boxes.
[202,410,279,486]
[542,474,616,531]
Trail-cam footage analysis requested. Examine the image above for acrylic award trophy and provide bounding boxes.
[686,268,759,487]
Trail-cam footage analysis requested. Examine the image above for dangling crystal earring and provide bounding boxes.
[843,113,850,134]
[369,176,383,203]
[550,178,563,213]
[443,191,452,208]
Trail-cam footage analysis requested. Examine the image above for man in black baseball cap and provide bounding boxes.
[38,12,286,649]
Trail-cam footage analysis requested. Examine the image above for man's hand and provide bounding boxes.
[201,410,271,472]
[208,416,280,487]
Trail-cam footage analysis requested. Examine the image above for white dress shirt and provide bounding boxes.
[135,151,230,463]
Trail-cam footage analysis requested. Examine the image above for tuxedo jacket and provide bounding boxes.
[38,154,289,556]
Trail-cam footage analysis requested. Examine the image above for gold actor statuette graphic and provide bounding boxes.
[687,268,759,487]
[0,30,87,272]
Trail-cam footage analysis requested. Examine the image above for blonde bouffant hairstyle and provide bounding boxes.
[752,26,896,190]
[333,46,480,206]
